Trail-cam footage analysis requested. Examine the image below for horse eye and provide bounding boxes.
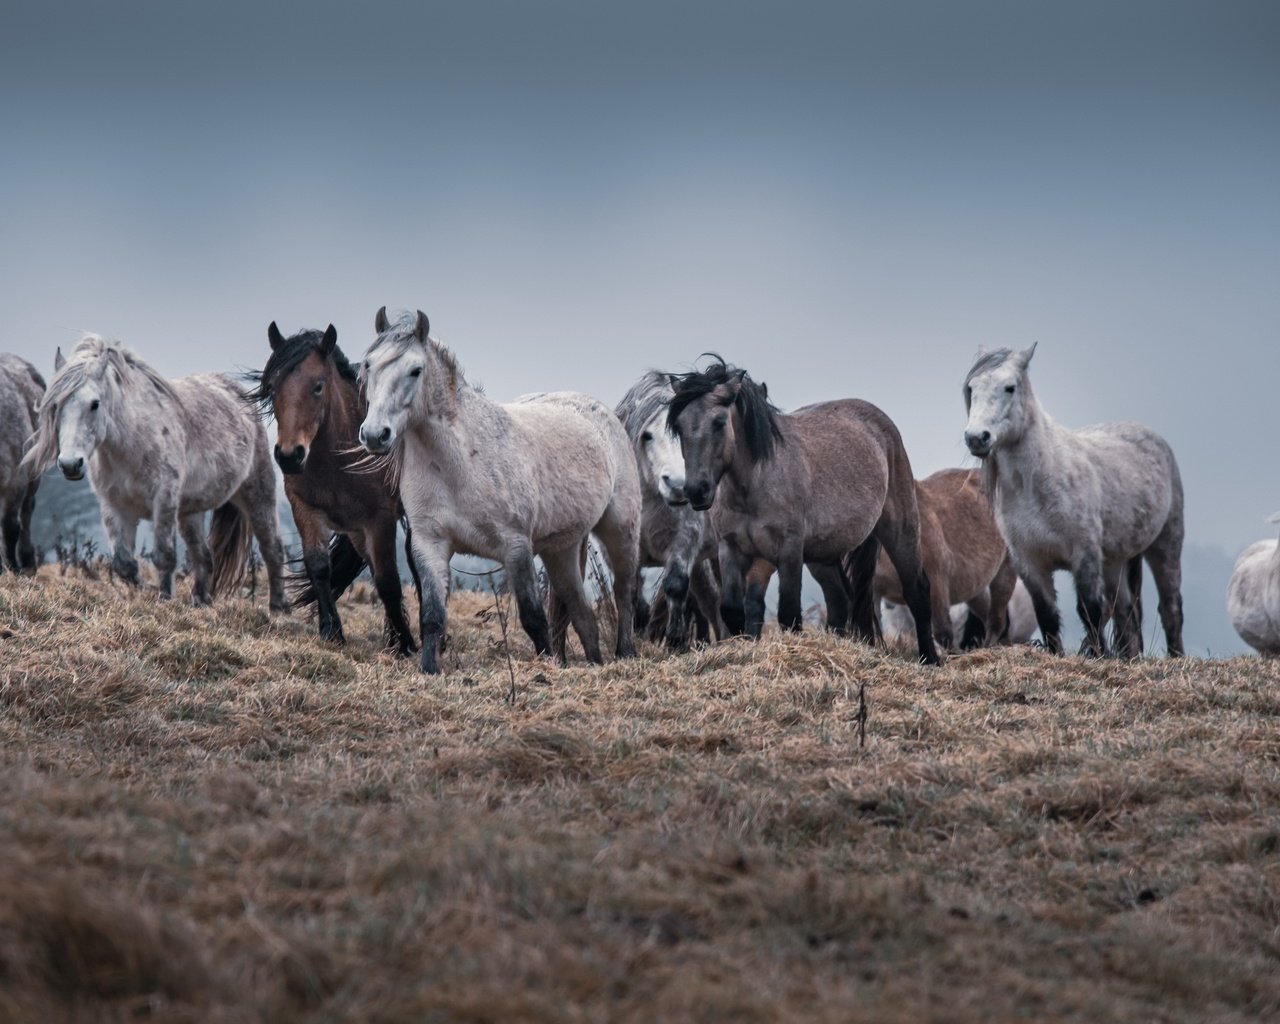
[89,399,100,411]
[640,431,653,444]
[313,381,325,395]
[409,367,423,379]
[712,417,726,432]
[1004,385,1016,394]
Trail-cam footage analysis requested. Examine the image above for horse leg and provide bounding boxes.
[539,544,600,664]
[1108,556,1144,659]
[240,489,290,614]
[547,540,584,663]
[293,506,344,644]
[928,570,955,653]
[874,520,939,666]
[809,562,850,635]
[718,541,751,637]
[984,556,1018,645]
[661,552,694,650]
[179,513,214,606]
[633,565,652,633]
[744,557,775,638]
[16,479,38,572]
[1020,564,1063,654]
[1144,524,1185,657]
[102,503,140,585]
[369,521,417,656]
[688,557,726,641]
[1072,553,1109,658]
[959,601,988,650]
[0,497,18,572]
[408,534,451,674]
[151,492,180,600]
[593,503,640,660]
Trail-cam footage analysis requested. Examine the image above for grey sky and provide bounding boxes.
[2,1,1277,650]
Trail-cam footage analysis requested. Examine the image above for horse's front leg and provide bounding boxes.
[1020,563,1063,655]
[151,491,180,599]
[408,533,452,675]
[369,520,417,656]
[295,507,344,644]
[1073,553,1109,658]
[775,543,806,633]
[717,540,750,636]
[101,503,140,585]
[688,557,726,641]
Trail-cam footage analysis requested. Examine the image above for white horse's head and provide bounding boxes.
[24,336,120,481]
[637,406,689,505]
[963,343,1037,458]
[359,307,431,453]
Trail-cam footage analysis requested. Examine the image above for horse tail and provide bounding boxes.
[209,502,254,598]
[289,534,368,607]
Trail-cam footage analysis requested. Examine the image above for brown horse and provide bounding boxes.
[249,323,417,655]
[867,468,1017,651]
[668,358,939,665]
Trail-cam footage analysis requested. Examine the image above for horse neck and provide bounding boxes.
[722,405,772,498]
[404,351,488,460]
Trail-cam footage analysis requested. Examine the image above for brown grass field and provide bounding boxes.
[1,566,1278,1023]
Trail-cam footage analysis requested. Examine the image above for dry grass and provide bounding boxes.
[1,567,1278,1023]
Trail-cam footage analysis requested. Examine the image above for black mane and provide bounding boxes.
[244,329,359,413]
[667,355,784,463]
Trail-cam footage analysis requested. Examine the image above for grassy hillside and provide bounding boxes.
[0,568,1277,1022]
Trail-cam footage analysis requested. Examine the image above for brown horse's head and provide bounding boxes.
[249,323,354,474]
[667,357,783,511]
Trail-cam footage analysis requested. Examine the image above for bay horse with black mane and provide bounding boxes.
[667,357,939,665]
[248,322,417,656]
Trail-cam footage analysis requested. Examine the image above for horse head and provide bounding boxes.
[963,343,1037,458]
[359,307,431,454]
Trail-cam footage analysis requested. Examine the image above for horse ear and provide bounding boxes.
[54,347,66,372]
[375,306,389,334]
[1019,341,1038,367]
[415,310,430,341]
[267,321,286,351]
[319,324,337,355]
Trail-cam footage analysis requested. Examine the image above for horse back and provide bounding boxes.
[1075,421,1182,556]
[170,373,266,509]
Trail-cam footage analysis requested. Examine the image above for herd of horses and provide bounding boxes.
[2,309,1278,670]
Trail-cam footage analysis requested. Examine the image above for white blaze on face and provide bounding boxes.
[639,408,688,505]
[359,344,425,452]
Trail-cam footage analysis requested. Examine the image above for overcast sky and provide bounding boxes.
[2,1,1277,615]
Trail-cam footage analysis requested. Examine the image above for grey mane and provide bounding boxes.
[615,371,674,446]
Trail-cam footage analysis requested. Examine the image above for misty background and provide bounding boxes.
[2,1,1276,655]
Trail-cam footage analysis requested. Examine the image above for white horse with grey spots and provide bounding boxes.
[1227,514,1280,655]
[358,308,641,674]
[881,579,1037,647]
[615,371,723,648]
[963,344,1184,658]
[0,354,45,572]
[22,335,288,609]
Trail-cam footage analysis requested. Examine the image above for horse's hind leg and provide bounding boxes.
[810,562,850,635]
[688,558,725,641]
[369,521,416,656]
[874,519,939,666]
[179,512,214,606]
[984,556,1018,645]
[540,544,600,664]
[1110,555,1145,659]
[1144,523,1185,657]
[0,495,19,571]
[593,502,640,660]
[239,486,289,614]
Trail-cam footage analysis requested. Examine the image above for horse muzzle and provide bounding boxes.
[964,430,993,458]
[685,481,714,512]
[359,423,394,454]
[274,443,308,474]
[58,456,86,481]
[659,474,688,506]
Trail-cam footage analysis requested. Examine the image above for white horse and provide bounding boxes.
[1227,515,1280,655]
[963,344,1184,658]
[881,579,1037,647]
[22,335,288,608]
[0,354,44,572]
[358,308,641,674]
[615,371,723,648]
